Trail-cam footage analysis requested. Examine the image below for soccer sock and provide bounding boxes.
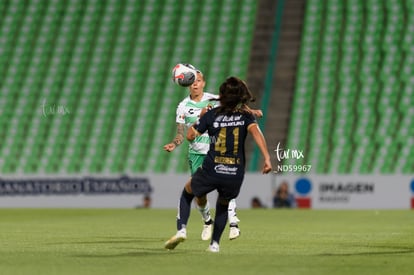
[228,199,238,225]
[211,199,228,244]
[197,200,212,223]
[176,188,194,231]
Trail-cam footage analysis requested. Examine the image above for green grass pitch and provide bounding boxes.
[0,208,413,275]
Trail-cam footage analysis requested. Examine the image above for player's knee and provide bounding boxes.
[184,180,193,194]
[196,195,207,207]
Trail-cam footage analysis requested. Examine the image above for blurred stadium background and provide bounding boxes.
[0,0,413,208]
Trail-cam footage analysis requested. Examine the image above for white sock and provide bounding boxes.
[178,227,187,236]
[197,201,212,223]
[228,199,239,225]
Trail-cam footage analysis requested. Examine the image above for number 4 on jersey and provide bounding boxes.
[214,128,239,155]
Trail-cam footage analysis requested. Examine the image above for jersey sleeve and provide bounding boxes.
[245,113,257,129]
[175,102,185,124]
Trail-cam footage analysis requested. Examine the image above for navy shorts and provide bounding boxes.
[191,168,243,201]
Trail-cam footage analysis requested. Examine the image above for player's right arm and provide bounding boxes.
[164,102,187,152]
[164,123,185,152]
[248,124,272,174]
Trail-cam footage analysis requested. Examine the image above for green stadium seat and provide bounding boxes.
[286,0,414,174]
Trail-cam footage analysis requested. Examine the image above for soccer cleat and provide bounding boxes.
[201,220,213,241]
[164,229,187,250]
[228,215,240,225]
[229,225,240,240]
[206,241,220,253]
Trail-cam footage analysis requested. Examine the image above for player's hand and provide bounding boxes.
[253,109,263,118]
[163,143,176,152]
[200,104,213,118]
[262,159,272,174]
[200,107,207,118]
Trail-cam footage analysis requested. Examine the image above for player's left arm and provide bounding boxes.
[248,123,272,174]
[243,104,263,118]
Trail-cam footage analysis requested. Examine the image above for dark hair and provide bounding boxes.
[216,76,255,114]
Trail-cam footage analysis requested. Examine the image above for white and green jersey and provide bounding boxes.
[176,92,219,154]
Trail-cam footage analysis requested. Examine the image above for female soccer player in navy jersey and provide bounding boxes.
[165,76,272,252]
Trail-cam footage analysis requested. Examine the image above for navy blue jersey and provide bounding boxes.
[193,108,257,179]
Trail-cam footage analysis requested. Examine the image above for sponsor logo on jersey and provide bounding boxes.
[219,121,245,127]
[214,164,238,175]
[214,156,240,165]
[213,114,245,127]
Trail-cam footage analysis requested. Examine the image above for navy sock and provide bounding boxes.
[177,188,194,230]
[211,199,229,244]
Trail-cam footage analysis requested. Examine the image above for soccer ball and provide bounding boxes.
[172,63,197,87]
